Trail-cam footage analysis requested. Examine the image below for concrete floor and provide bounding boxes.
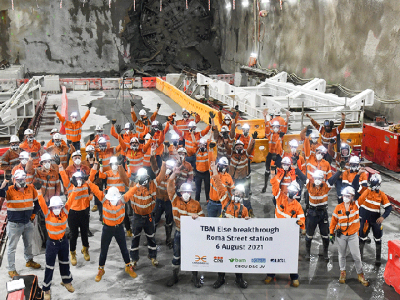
[2,89,400,300]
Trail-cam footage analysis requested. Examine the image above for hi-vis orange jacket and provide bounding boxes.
[95,147,117,172]
[306,180,332,208]
[124,180,157,215]
[175,114,201,135]
[0,148,21,171]
[300,127,322,158]
[173,125,211,157]
[330,201,360,236]
[46,138,67,148]
[270,168,297,198]
[56,110,90,142]
[357,189,391,214]
[194,142,212,173]
[111,124,148,151]
[282,151,306,174]
[47,144,74,169]
[275,193,305,229]
[19,140,43,168]
[143,131,165,167]
[88,182,127,227]
[131,110,157,136]
[311,118,344,146]
[342,170,368,194]
[12,164,34,184]
[38,194,71,240]
[89,168,128,193]
[60,170,92,211]
[86,134,111,148]
[265,122,283,155]
[6,184,38,215]
[167,178,204,230]
[150,157,170,201]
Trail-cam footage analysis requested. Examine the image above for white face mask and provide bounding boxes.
[316,154,323,161]
[52,208,62,216]
[182,193,191,202]
[290,147,297,154]
[77,179,82,187]
[232,195,243,203]
[71,118,77,122]
[166,169,172,175]
[74,159,81,166]
[282,164,290,171]
[44,162,51,170]
[110,199,119,206]
[273,127,279,133]
[225,120,230,125]
[21,159,28,165]
[112,164,118,171]
[314,179,322,186]
[343,195,352,203]
[125,129,130,134]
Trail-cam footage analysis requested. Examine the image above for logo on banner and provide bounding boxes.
[193,255,209,266]
[214,256,223,263]
[229,258,246,263]
[251,258,266,263]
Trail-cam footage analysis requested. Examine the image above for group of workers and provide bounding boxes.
[0,99,393,299]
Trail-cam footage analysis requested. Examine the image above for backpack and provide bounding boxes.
[12,275,43,300]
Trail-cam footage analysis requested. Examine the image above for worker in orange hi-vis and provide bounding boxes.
[342,156,369,199]
[53,103,91,152]
[166,168,204,288]
[46,128,67,148]
[86,124,111,148]
[46,133,75,170]
[305,112,346,148]
[110,119,147,152]
[130,100,159,136]
[217,107,239,130]
[12,151,34,185]
[19,128,44,169]
[0,135,22,176]
[173,108,201,142]
[265,181,304,288]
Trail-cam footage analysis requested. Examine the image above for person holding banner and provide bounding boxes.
[166,169,205,288]
[265,181,305,287]
[329,186,369,286]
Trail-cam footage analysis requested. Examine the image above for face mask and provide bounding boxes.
[16,180,26,188]
[100,145,106,151]
[153,127,159,132]
[166,169,172,175]
[72,118,77,122]
[112,165,118,171]
[77,179,82,187]
[290,147,297,154]
[314,179,322,186]
[343,195,352,203]
[243,131,249,137]
[130,144,138,150]
[74,159,81,165]
[55,141,61,147]
[316,154,323,161]
[232,195,242,203]
[125,129,130,134]
[288,191,297,199]
[183,114,189,119]
[88,153,94,158]
[200,147,206,152]
[52,208,62,216]
[11,145,19,151]
[222,132,228,139]
[182,193,191,202]
[311,138,318,144]
[21,159,28,165]
[217,165,226,173]
[350,165,359,172]
[225,120,230,125]
[97,131,104,136]
[282,164,290,171]
[236,149,243,154]
[44,162,51,170]
[139,178,148,186]
[178,155,185,162]
[27,137,34,142]
[273,127,279,133]
[370,185,380,191]
[189,127,196,132]
[110,199,119,206]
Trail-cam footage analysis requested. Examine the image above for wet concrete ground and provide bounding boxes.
[3,89,400,299]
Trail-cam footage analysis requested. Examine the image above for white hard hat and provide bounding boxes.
[199,138,207,145]
[180,183,193,192]
[188,121,196,127]
[19,151,30,159]
[137,168,148,177]
[235,140,245,146]
[72,171,83,178]
[288,181,301,193]
[218,157,229,166]
[166,159,176,168]
[281,157,291,165]
[130,137,139,143]
[220,125,229,133]
[98,137,107,144]
[109,156,118,164]
[182,108,189,113]
[139,109,146,116]
[49,196,63,208]
[242,124,250,130]
[342,186,355,196]
[310,130,319,139]
[105,186,122,201]
[53,133,61,140]
[71,150,82,158]
[151,120,159,126]
[50,128,59,134]
[95,124,103,131]
[224,114,232,120]
[349,156,360,164]
[177,147,187,154]
[145,133,151,140]
[316,145,327,153]
[125,122,130,129]
[70,112,78,118]
[171,132,180,140]
[312,170,325,179]
[272,121,280,127]
[24,128,34,135]
[10,135,20,143]
[289,139,299,148]
[234,184,246,194]
[14,169,26,179]
[85,145,95,152]
[41,153,52,162]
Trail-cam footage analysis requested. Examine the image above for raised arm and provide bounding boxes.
[81,109,91,124]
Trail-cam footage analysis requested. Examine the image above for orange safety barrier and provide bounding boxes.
[60,86,68,135]
[88,78,102,90]
[142,77,157,88]
[384,240,400,295]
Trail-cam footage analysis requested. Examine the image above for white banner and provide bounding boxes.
[181,217,299,274]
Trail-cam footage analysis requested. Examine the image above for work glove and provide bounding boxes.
[117,155,124,166]
[279,132,285,138]
[209,117,212,125]
[252,131,258,139]
[130,100,135,107]
[52,104,58,111]
[330,138,336,144]
[98,159,103,167]
[111,119,117,125]
[31,152,37,158]
[329,234,335,244]
[301,229,306,235]
[291,156,298,166]
[157,103,161,109]
[219,104,224,111]
[164,141,170,147]
[87,103,92,110]
[150,129,156,137]
[89,133,95,141]
[130,123,134,131]
[115,124,122,134]
[234,105,239,111]
[306,125,313,137]
[70,176,78,187]
[126,160,130,166]
[209,141,216,149]
[67,140,72,147]
[232,111,237,119]
[40,141,45,147]
[209,111,215,119]
[53,154,60,166]
[33,180,42,190]
[5,173,12,181]
[157,123,163,131]
[339,160,346,170]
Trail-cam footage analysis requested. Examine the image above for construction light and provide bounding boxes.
[226,2,232,9]
[262,0,269,3]
[242,0,249,7]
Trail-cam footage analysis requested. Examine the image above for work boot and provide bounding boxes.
[323,239,329,262]
[70,251,77,266]
[291,279,300,287]
[261,172,270,193]
[305,239,311,261]
[165,225,173,249]
[26,259,41,269]
[126,229,133,237]
[375,243,382,266]
[166,268,179,287]
[95,267,105,282]
[359,240,365,260]
[8,270,19,278]
[125,263,137,278]
[81,246,90,261]
[91,205,98,212]
[358,273,370,287]
[235,274,248,288]
[60,282,75,293]
[192,271,202,288]
[264,276,274,284]
[44,290,51,300]
[339,270,346,284]
[365,236,372,244]
[148,256,159,266]
[87,229,94,237]
[248,209,255,218]
[213,273,225,289]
